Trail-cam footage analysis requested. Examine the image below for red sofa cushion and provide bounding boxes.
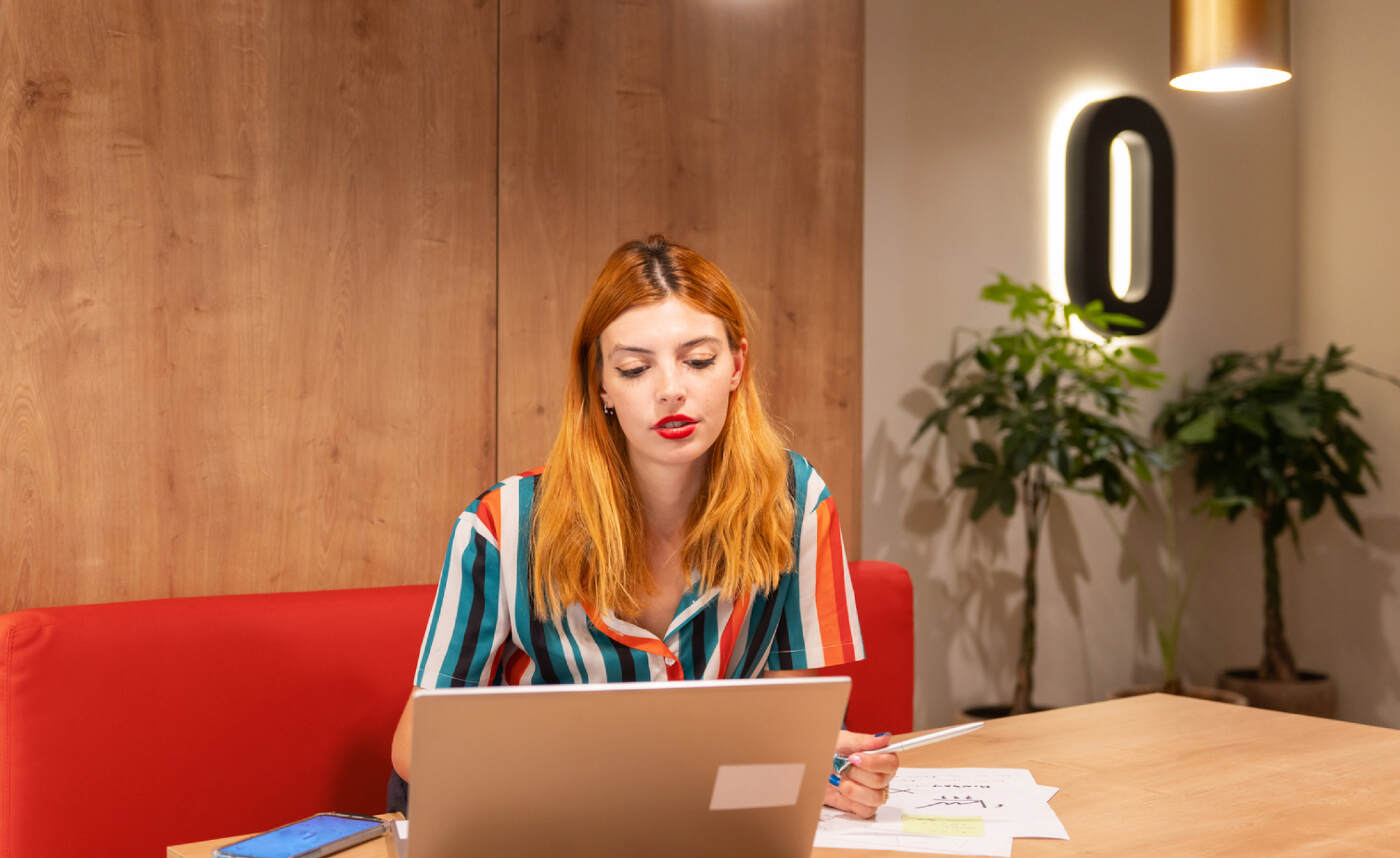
[0,585,435,858]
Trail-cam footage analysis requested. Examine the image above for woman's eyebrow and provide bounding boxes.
[609,336,721,357]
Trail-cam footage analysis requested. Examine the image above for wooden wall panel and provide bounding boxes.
[498,0,864,553]
[1,1,498,610]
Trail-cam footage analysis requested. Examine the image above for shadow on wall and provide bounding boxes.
[1113,464,1400,726]
[1291,514,1400,724]
[863,360,1094,726]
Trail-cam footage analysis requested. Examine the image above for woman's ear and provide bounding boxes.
[730,339,748,390]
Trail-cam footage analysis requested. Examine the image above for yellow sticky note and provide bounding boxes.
[901,814,986,837]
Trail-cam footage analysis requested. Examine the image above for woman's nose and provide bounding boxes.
[657,367,685,404]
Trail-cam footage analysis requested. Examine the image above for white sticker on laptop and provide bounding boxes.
[708,763,806,811]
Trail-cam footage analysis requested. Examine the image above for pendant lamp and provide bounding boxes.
[1170,0,1291,92]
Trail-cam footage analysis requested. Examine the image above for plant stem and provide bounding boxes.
[1012,471,1047,714]
[1260,519,1298,681]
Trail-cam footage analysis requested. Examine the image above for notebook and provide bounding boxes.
[405,676,850,858]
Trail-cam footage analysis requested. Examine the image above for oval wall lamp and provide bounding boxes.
[1065,96,1175,336]
[1170,0,1291,92]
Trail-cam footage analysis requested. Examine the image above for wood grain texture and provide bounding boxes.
[497,0,865,554]
[812,694,1400,857]
[1,0,498,610]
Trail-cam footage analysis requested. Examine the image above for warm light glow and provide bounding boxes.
[1048,88,1116,342]
[1170,67,1291,92]
[1109,131,1150,303]
[1109,136,1132,300]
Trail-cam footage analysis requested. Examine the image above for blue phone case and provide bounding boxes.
[212,813,387,858]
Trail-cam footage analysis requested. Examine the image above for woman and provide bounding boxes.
[390,236,897,818]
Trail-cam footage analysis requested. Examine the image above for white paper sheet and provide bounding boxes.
[813,768,1067,855]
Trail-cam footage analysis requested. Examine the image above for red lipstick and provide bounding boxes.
[651,413,698,440]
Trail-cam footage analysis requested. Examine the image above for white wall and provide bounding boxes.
[1293,0,1400,728]
[859,0,1381,729]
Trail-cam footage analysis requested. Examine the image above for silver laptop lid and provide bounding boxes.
[408,676,850,858]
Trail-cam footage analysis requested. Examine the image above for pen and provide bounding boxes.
[832,721,984,775]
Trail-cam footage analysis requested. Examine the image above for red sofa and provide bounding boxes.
[0,562,911,857]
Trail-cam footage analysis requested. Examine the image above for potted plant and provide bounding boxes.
[913,276,1162,716]
[1154,344,1395,715]
[1103,442,1246,704]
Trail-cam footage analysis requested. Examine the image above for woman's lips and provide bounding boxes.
[652,414,698,439]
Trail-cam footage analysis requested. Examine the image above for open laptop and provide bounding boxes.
[405,676,850,858]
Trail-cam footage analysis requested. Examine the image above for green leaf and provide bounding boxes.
[1101,465,1124,504]
[1269,404,1312,438]
[1128,345,1158,365]
[954,466,989,489]
[1176,411,1218,444]
[1228,407,1269,439]
[1330,490,1364,536]
[1100,313,1146,329]
[1299,481,1325,520]
[997,478,1017,516]
[970,482,999,520]
[972,441,999,466]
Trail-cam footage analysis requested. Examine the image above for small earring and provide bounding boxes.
[603,404,615,416]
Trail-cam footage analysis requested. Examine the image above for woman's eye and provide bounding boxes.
[618,366,647,378]
[687,357,717,370]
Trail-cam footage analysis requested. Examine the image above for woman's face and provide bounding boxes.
[597,297,746,472]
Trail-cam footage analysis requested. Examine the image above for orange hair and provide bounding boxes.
[530,236,794,619]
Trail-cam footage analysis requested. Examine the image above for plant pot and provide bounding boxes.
[958,704,1053,723]
[1110,683,1248,706]
[1217,668,1337,718]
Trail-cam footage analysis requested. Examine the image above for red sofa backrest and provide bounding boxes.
[0,561,913,856]
[0,585,436,858]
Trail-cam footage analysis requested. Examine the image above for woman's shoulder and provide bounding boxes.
[458,466,546,536]
[783,449,835,509]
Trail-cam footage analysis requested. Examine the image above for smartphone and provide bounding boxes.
[212,812,388,858]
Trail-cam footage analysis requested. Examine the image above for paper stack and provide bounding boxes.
[813,767,1068,856]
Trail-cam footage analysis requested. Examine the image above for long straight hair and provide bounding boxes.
[530,236,794,619]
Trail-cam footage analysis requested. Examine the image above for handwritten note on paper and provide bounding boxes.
[901,815,987,837]
[813,768,1065,855]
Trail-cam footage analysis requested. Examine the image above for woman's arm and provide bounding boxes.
[764,668,898,818]
[390,689,420,781]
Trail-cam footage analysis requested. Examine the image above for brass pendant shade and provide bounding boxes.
[1170,0,1291,92]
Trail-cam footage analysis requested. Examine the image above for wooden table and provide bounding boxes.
[171,694,1400,857]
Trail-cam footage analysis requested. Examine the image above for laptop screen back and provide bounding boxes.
[408,677,850,858]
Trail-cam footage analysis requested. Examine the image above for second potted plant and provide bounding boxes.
[1155,344,1393,715]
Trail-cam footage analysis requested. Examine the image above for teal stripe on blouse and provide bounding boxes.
[779,451,811,667]
[416,514,465,684]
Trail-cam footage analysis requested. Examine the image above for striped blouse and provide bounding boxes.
[414,450,863,688]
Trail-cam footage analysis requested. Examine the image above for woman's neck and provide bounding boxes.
[627,452,708,539]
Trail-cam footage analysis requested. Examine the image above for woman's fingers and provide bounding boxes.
[827,730,902,816]
[846,750,900,778]
[825,781,882,819]
[843,753,898,789]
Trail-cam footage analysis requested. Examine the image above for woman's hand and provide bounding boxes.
[825,730,899,818]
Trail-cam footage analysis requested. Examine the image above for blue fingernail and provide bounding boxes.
[875,731,891,737]
[828,773,841,787]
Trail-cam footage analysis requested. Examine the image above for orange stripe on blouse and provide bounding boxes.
[505,649,530,685]
[477,490,502,543]
[825,503,855,662]
[717,589,753,676]
[813,500,851,664]
[580,600,679,663]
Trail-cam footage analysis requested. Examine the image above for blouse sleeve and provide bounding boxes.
[766,453,865,671]
[413,499,512,688]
